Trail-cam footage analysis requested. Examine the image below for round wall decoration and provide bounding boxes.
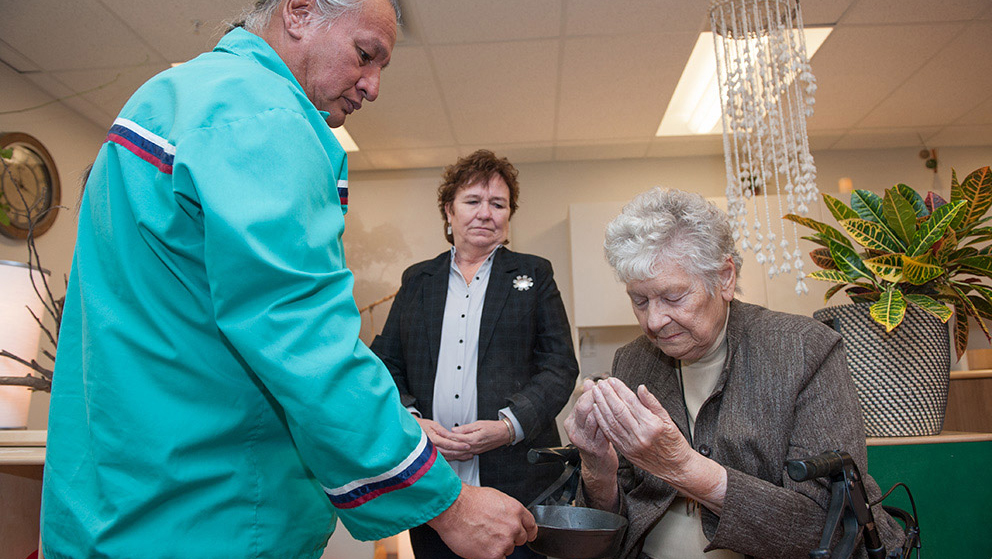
[0,132,61,239]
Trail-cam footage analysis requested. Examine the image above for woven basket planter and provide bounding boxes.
[813,302,950,437]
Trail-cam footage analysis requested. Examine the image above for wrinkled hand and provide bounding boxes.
[417,417,472,462]
[452,420,510,456]
[428,484,538,559]
[565,380,618,470]
[564,379,619,510]
[590,377,695,484]
[590,378,728,513]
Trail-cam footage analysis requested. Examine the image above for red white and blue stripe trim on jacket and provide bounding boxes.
[106,118,176,175]
[322,431,438,509]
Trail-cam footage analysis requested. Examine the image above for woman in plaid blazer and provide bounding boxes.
[371,150,579,559]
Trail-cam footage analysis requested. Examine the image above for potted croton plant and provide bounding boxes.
[785,165,991,437]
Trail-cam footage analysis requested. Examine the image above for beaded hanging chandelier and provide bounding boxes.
[710,0,818,294]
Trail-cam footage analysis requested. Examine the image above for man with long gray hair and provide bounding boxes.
[41,1,536,558]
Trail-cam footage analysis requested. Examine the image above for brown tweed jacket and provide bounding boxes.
[370,247,579,505]
[601,300,904,559]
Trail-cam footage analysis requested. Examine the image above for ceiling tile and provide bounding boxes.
[410,0,561,44]
[15,73,74,106]
[57,95,116,132]
[430,40,558,145]
[364,146,460,170]
[345,151,374,171]
[4,0,992,175]
[557,33,695,142]
[0,0,159,70]
[458,144,554,165]
[926,124,992,147]
[0,38,40,72]
[808,131,847,151]
[841,0,991,24]
[957,95,992,125]
[554,140,651,162]
[646,135,724,158]
[344,46,454,150]
[797,0,857,26]
[831,127,942,150]
[807,23,961,130]
[565,0,709,35]
[99,0,250,62]
[859,21,992,128]
[57,65,168,125]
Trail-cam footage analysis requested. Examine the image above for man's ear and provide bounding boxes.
[283,0,313,40]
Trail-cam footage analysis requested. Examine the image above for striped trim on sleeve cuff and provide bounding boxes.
[322,431,438,509]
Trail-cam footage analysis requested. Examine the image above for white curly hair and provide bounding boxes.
[604,187,742,295]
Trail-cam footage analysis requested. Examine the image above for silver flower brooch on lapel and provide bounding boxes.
[513,275,534,291]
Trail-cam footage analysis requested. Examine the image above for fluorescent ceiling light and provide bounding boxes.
[331,126,359,152]
[656,27,832,137]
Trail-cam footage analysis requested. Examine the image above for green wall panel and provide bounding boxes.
[867,440,992,559]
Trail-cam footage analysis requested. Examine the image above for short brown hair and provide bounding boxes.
[437,150,520,244]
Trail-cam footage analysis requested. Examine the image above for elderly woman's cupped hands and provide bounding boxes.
[564,379,620,511]
[566,377,728,514]
[590,378,695,477]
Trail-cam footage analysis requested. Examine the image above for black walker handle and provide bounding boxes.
[528,445,580,466]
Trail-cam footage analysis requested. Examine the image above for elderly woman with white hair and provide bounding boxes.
[564,188,904,559]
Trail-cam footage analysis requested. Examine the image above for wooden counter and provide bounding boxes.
[0,430,45,559]
[867,429,992,446]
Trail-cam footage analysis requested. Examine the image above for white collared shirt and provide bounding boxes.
[424,246,522,486]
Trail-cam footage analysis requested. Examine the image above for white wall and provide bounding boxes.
[1,63,105,429]
[345,147,992,443]
[3,53,991,422]
[349,146,992,345]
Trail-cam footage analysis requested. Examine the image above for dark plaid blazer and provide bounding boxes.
[370,247,579,504]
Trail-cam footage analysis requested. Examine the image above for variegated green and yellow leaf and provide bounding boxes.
[954,285,992,343]
[863,254,903,282]
[907,199,966,256]
[925,191,948,213]
[783,214,851,246]
[893,183,929,217]
[828,239,874,282]
[953,304,969,361]
[950,169,962,201]
[870,288,906,332]
[954,166,992,229]
[958,255,992,276]
[883,188,919,245]
[801,235,830,248]
[949,246,980,261]
[807,269,852,284]
[847,287,882,304]
[822,193,859,222]
[838,218,905,252]
[851,189,885,223]
[809,247,837,270]
[901,254,943,285]
[933,228,957,264]
[905,293,952,323]
[970,284,992,308]
[824,283,846,303]
[968,294,992,320]
[960,227,992,247]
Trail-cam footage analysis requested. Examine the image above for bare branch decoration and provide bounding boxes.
[0,149,66,392]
